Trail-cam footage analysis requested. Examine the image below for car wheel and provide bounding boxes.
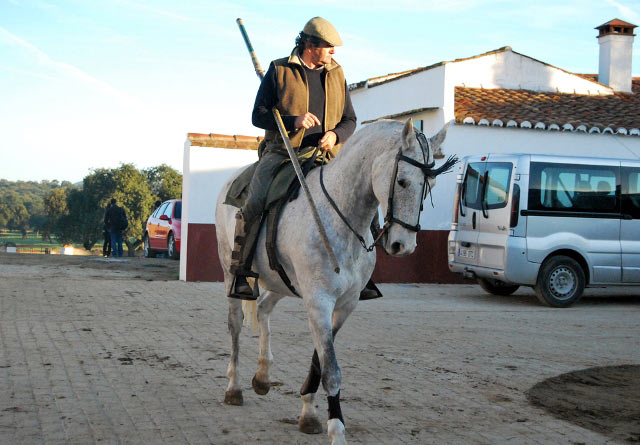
[168,233,179,260]
[143,234,156,258]
[477,278,520,296]
[535,255,585,308]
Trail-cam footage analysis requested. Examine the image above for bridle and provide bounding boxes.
[319,130,458,252]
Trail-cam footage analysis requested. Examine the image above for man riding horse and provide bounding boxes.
[229,17,382,301]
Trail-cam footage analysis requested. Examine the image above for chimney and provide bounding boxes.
[596,19,636,93]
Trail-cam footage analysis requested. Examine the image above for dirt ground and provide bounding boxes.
[0,252,638,444]
[0,251,180,281]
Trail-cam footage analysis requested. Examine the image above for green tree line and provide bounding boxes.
[1,164,182,254]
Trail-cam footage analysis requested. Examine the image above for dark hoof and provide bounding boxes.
[224,389,243,406]
[299,415,323,434]
[252,375,270,395]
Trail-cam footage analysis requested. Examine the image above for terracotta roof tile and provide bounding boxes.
[454,82,640,136]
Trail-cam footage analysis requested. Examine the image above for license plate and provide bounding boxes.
[458,248,475,259]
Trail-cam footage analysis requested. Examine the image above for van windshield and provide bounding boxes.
[462,162,512,210]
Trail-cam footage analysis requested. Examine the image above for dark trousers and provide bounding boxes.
[110,230,124,257]
[241,149,289,225]
[236,149,290,266]
[103,231,111,257]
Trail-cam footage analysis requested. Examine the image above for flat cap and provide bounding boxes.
[302,17,342,47]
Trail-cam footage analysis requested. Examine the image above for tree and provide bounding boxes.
[143,164,182,203]
[109,164,155,255]
[43,187,69,242]
[0,191,29,230]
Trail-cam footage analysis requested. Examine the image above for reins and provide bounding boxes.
[319,131,458,253]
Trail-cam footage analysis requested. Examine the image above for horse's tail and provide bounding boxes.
[242,300,259,333]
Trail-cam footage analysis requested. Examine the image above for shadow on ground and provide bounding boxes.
[527,365,640,443]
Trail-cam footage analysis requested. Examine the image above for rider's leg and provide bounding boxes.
[229,149,286,300]
[359,211,383,300]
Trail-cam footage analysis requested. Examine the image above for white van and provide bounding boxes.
[448,153,640,307]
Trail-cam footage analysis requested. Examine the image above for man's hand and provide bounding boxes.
[295,112,321,130]
[318,131,337,152]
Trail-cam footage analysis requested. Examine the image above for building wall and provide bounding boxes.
[180,125,640,283]
[179,141,258,281]
[350,65,446,125]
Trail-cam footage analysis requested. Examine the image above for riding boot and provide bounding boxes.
[228,211,259,300]
[359,278,383,300]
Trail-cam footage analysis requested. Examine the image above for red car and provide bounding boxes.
[144,199,181,259]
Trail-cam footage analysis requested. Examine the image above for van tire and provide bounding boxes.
[535,256,585,308]
[477,278,520,296]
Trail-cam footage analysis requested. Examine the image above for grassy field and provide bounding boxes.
[0,231,100,254]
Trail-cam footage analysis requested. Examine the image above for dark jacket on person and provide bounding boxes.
[104,205,127,232]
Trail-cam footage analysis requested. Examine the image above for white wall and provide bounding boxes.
[598,34,635,93]
[445,49,612,95]
[179,140,258,280]
[420,124,640,230]
[350,65,446,126]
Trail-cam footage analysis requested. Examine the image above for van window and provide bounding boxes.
[174,201,182,219]
[462,163,484,210]
[462,162,512,210]
[485,163,512,209]
[529,162,619,213]
[622,167,640,219]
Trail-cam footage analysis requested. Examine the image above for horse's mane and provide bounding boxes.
[334,120,405,164]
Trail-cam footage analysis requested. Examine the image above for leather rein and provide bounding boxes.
[319,131,457,252]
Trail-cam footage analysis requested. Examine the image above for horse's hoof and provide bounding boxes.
[224,389,243,406]
[299,415,323,434]
[252,375,270,395]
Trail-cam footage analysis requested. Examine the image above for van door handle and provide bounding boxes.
[472,212,476,230]
[622,214,632,220]
[461,241,471,247]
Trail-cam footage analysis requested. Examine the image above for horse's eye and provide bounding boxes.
[398,178,410,188]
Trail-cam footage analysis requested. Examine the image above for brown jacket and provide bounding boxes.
[263,51,346,157]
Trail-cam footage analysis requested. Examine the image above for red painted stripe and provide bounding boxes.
[186,223,468,284]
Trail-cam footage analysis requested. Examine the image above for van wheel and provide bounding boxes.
[535,256,585,308]
[168,233,179,260]
[143,234,156,258]
[477,278,520,296]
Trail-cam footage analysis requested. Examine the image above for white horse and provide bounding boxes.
[215,118,451,444]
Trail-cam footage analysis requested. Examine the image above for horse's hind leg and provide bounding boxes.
[224,297,244,405]
[252,291,285,396]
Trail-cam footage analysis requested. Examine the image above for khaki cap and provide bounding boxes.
[302,17,342,47]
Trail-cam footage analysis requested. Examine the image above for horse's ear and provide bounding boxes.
[402,118,414,147]
[429,121,450,149]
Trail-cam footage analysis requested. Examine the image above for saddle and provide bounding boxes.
[224,152,320,296]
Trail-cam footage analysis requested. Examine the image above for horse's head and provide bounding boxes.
[372,119,452,256]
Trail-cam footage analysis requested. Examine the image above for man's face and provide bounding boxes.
[308,43,335,67]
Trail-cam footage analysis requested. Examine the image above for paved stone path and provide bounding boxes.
[0,255,638,444]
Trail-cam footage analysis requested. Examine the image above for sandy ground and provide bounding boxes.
[0,252,639,444]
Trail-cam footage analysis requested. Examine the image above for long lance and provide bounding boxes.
[272,109,340,274]
[235,19,341,274]
[236,18,265,81]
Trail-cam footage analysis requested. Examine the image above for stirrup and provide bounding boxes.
[359,279,383,300]
[228,273,259,301]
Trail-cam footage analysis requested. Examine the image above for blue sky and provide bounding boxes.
[1,0,639,182]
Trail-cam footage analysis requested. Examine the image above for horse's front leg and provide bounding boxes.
[224,297,244,405]
[304,294,357,444]
[252,291,285,395]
